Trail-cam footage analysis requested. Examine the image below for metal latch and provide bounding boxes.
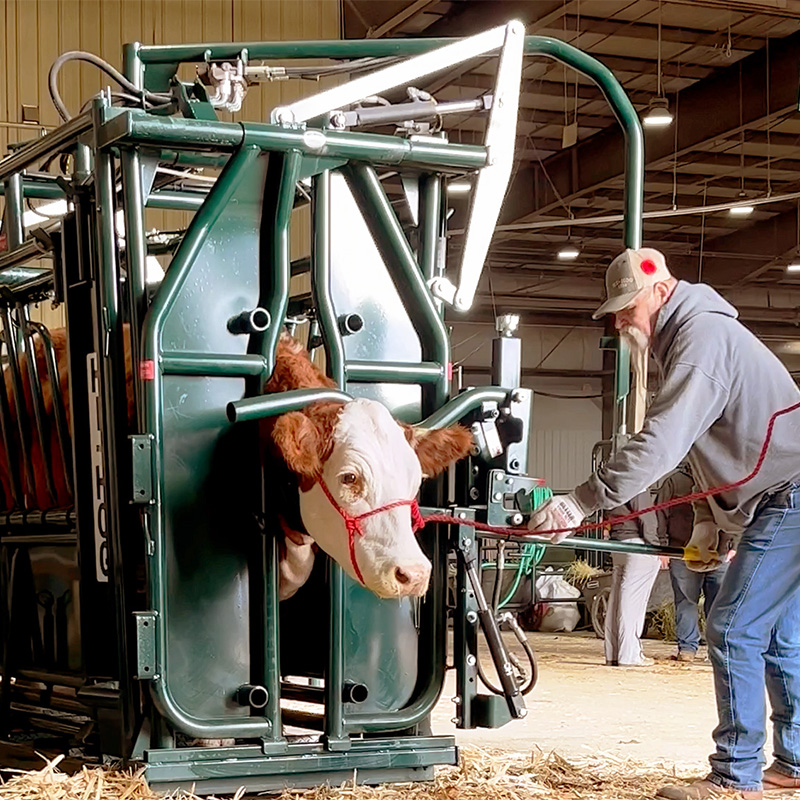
[134,611,158,680]
[130,434,155,505]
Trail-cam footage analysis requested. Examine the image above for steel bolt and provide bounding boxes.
[518,708,528,718]
[452,696,462,705]
[506,478,514,486]
[493,492,503,502]
[469,487,480,500]
[510,458,520,471]
[458,512,467,519]
[463,538,472,548]
[451,717,460,725]
[466,655,477,666]
[508,513,524,527]
[466,611,478,624]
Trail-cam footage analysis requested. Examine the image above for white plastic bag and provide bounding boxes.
[534,569,581,632]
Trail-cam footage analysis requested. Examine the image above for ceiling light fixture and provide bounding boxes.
[643,96,673,127]
[557,245,580,260]
[729,191,754,217]
[786,263,800,273]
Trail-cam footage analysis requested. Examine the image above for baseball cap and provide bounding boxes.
[592,247,672,319]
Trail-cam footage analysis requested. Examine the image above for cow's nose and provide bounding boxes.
[393,563,431,596]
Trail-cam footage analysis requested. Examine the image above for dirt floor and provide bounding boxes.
[431,631,723,770]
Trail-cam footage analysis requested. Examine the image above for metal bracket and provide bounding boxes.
[130,434,155,504]
[134,611,158,680]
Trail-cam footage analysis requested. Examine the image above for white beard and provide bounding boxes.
[620,326,650,388]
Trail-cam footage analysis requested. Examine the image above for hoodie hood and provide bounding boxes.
[652,281,738,364]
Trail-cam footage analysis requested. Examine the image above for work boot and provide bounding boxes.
[656,779,762,799]
[762,767,800,791]
[676,651,697,663]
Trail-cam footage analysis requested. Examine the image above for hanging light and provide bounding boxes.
[786,263,800,273]
[643,96,673,127]
[643,0,673,129]
[557,245,580,260]
[729,191,754,217]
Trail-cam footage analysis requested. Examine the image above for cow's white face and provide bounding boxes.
[270,397,472,600]
[298,399,430,598]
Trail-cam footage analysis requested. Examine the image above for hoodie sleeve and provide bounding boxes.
[574,362,730,513]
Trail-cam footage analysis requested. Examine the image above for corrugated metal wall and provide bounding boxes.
[2,0,340,327]
[2,0,340,152]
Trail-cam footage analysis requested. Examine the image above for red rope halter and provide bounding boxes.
[317,479,424,585]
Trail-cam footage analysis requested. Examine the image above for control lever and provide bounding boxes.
[459,549,526,719]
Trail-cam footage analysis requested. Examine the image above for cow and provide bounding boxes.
[0,327,472,601]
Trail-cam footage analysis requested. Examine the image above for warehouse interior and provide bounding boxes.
[1,1,800,797]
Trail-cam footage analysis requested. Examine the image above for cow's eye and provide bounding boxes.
[341,472,358,486]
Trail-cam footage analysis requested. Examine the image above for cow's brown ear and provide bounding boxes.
[271,412,324,481]
[404,424,474,478]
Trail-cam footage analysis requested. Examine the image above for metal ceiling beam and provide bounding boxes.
[559,14,764,50]
[365,0,439,38]
[500,30,800,224]
[422,1,562,37]
[668,207,800,285]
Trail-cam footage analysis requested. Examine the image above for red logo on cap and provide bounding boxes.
[641,259,657,275]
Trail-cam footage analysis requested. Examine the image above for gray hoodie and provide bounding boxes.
[575,281,800,533]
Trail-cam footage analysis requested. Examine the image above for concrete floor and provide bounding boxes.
[431,631,727,770]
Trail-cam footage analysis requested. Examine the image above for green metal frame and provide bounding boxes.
[0,30,647,792]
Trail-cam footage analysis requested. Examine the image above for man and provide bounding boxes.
[656,463,729,663]
[604,491,660,667]
[529,248,800,800]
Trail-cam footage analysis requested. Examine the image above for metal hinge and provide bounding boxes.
[134,611,158,680]
[130,434,155,504]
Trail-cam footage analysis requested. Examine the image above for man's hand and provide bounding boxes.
[684,520,721,573]
[527,493,587,544]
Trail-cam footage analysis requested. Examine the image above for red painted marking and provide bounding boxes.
[139,360,155,381]
[641,259,657,275]
[447,362,453,381]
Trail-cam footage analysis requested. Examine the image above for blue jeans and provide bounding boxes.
[669,558,727,653]
[706,489,800,791]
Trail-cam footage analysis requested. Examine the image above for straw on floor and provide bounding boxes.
[0,748,715,800]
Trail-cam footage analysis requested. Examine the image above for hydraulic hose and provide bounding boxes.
[49,51,172,121]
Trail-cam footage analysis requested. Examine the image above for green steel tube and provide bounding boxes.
[100,113,487,172]
[524,37,643,249]
[3,173,24,249]
[311,170,345,388]
[162,352,269,378]
[74,142,92,182]
[342,164,449,405]
[324,562,347,747]
[0,241,43,272]
[256,150,303,379]
[227,388,352,423]
[346,361,444,384]
[0,114,92,184]
[477,529,684,558]
[120,149,147,428]
[132,35,641,247]
[0,178,65,200]
[123,42,144,90]
[419,387,509,430]
[141,145,274,739]
[418,174,442,283]
[147,190,206,210]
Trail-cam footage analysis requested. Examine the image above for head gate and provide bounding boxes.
[0,22,644,795]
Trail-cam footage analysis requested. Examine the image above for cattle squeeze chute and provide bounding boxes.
[0,24,644,794]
